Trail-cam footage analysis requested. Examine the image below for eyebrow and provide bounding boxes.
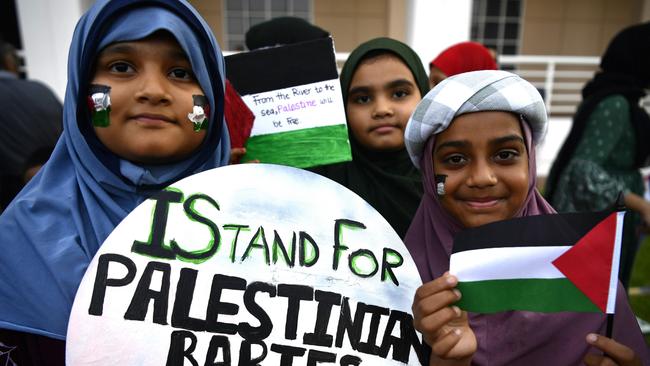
[386,78,416,89]
[100,43,136,56]
[491,134,526,146]
[435,134,525,152]
[435,140,468,152]
[347,85,370,96]
[348,78,415,96]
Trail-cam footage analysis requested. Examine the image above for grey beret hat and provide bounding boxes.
[405,70,547,168]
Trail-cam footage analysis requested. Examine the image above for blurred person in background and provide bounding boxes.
[545,22,650,290]
[0,40,62,210]
[428,41,497,87]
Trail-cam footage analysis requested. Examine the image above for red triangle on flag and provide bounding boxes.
[552,212,617,313]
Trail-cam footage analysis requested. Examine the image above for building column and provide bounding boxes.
[15,0,85,101]
[642,0,650,21]
[406,0,472,71]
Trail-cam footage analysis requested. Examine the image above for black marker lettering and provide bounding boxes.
[171,268,206,331]
[277,284,314,340]
[89,254,136,316]
[205,274,246,334]
[333,219,365,270]
[381,248,403,286]
[299,231,319,267]
[303,290,341,347]
[239,281,276,341]
[238,340,267,366]
[166,330,198,366]
[124,261,171,325]
[170,193,221,262]
[132,189,183,259]
[270,343,306,366]
[205,335,231,366]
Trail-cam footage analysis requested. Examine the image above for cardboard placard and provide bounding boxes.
[226,38,351,168]
[67,164,425,365]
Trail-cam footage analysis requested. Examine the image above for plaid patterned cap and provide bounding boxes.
[405,70,547,168]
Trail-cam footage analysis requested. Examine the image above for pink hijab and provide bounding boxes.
[404,71,649,365]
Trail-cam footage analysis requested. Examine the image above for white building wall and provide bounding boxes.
[16,0,85,101]
[406,0,472,71]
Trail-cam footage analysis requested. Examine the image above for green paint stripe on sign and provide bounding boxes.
[242,124,352,168]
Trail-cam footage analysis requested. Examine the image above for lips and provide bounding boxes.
[462,197,502,209]
[131,113,174,125]
[370,124,399,134]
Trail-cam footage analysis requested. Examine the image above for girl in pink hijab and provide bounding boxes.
[403,70,648,365]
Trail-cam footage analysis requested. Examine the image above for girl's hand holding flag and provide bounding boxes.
[584,334,642,366]
[412,272,476,365]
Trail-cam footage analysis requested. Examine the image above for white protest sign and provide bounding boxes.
[226,37,351,168]
[67,164,425,365]
[243,79,344,136]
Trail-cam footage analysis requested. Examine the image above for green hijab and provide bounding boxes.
[311,37,429,238]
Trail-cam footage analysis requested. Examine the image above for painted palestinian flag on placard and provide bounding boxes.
[450,209,625,314]
[225,37,351,168]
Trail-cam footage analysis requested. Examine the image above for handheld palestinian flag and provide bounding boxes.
[450,209,625,314]
[225,37,351,168]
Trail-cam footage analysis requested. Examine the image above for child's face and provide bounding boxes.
[91,32,206,164]
[346,54,421,151]
[433,111,529,228]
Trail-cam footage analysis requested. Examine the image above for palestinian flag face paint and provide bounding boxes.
[88,84,111,127]
[187,94,209,132]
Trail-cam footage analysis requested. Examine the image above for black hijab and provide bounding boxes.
[245,17,329,51]
[545,22,650,201]
[311,37,429,238]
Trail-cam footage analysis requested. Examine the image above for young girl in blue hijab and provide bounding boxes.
[0,0,230,361]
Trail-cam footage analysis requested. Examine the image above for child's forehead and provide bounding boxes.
[436,111,524,143]
[98,31,188,59]
[356,51,406,70]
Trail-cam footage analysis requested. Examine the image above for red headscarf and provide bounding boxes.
[430,41,497,76]
[224,79,254,149]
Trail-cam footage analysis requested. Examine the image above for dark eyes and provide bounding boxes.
[393,89,410,98]
[353,95,371,104]
[443,154,467,165]
[107,62,194,81]
[109,62,134,73]
[494,150,520,161]
[441,149,520,166]
[350,89,410,104]
[169,68,194,80]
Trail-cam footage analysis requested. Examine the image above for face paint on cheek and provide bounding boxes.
[88,84,111,127]
[435,174,447,196]
[187,94,209,132]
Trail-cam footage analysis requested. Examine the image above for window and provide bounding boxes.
[471,0,523,56]
[224,0,313,51]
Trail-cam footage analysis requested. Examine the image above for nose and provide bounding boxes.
[134,69,172,105]
[466,159,497,188]
[372,95,394,118]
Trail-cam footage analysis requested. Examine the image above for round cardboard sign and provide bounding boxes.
[67,164,425,365]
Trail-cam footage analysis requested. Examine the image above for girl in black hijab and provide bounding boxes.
[545,22,650,288]
[311,38,429,238]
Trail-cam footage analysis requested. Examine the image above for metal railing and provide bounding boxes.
[498,55,600,116]
[226,50,603,117]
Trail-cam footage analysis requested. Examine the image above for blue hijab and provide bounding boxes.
[0,0,230,340]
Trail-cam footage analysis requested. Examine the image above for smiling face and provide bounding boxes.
[91,32,206,164]
[433,111,530,228]
[346,53,422,151]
